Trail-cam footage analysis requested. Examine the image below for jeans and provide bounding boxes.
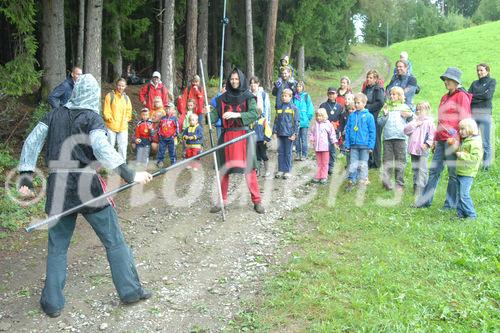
[472,113,492,168]
[416,140,458,209]
[328,142,337,172]
[295,127,309,158]
[107,129,128,161]
[457,176,476,219]
[277,136,293,172]
[40,206,143,314]
[382,139,406,187]
[410,154,429,195]
[348,148,369,183]
[135,139,151,166]
[157,136,176,165]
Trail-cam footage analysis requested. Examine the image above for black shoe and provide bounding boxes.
[46,311,61,318]
[254,203,265,214]
[122,289,152,305]
[328,169,333,175]
[210,205,222,213]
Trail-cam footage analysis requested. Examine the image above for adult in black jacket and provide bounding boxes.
[386,60,418,107]
[319,87,344,173]
[362,70,385,169]
[469,63,496,169]
[47,67,82,110]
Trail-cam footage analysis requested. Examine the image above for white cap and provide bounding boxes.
[152,71,161,79]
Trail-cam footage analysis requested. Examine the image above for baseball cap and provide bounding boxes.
[152,71,161,79]
[327,87,337,94]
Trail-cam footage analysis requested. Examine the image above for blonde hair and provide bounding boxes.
[316,108,328,119]
[189,113,199,123]
[282,88,293,97]
[354,92,367,104]
[459,118,479,136]
[389,86,405,102]
[416,101,431,114]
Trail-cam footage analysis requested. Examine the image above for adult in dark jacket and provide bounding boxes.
[362,70,385,169]
[18,74,153,318]
[47,67,82,109]
[272,66,297,109]
[319,87,344,173]
[386,60,418,107]
[468,63,496,169]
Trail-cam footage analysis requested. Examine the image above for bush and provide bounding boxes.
[440,12,473,33]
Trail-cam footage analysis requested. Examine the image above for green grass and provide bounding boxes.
[228,22,500,332]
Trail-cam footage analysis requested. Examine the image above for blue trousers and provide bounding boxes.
[328,142,337,172]
[457,176,476,219]
[278,136,293,172]
[40,206,143,314]
[348,148,369,182]
[157,136,176,165]
[472,113,492,168]
[416,141,458,209]
[295,127,309,158]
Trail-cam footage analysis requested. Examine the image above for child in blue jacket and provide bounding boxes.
[293,81,314,161]
[273,88,299,179]
[344,93,376,191]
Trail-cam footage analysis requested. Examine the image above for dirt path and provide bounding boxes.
[0,51,391,333]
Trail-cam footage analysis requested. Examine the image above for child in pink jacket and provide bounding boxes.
[309,108,338,184]
[404,101,436,197]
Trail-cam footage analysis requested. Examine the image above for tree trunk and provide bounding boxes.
[197,0,208,78]
[245,0,254,78]
[209,1,219,77]
[111,17,122,80]
[41,0,66,98]
[153,0,163,71]
[77,0,85,67]
[84,0,103,86]
[184,0,198,87]
[161,0,175,93]
[262,0,278,90]
[298,45,305,79]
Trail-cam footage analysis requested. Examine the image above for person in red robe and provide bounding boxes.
[206,68,265,214]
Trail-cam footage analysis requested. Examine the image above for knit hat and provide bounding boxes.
[440,67,462,84]
[152,71,161,79]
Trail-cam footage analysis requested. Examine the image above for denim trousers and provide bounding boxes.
[157,136,176,165]
[295,127,309,158]
[457,175,476,219]
[278,136,293,172]
[40,206,143,314]
[348,148,369,182]
[472,113,492,168]
[416,140,458,208]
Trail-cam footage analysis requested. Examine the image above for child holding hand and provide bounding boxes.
[309,108,337,184]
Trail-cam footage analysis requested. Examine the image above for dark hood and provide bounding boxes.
[222,68,254,104]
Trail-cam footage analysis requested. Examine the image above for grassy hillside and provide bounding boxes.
[384,20,500,111]
[230,22,499,332]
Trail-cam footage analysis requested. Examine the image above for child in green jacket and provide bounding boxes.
[456,118,483,219]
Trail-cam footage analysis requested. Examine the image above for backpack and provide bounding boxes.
[109,91,130,105]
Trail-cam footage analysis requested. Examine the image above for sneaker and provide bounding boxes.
[319,179,328,185]
[311,178,320,183]
[193,167,199,171]
[264,171,271,177]
[46,311,61,318]
[254,203,265,214]
[156,161,164,168]
[345,180,355,192]
[328,169,333,175]
[275,171,284,179]
[294,156,302,161]
[122,289,152,305]
[283,173,292,179]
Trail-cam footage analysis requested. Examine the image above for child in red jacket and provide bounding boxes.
[134,108,155,167]
[156,105,179,168]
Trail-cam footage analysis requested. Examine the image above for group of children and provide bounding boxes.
[268,80,483,220]
[133,96,204,170]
